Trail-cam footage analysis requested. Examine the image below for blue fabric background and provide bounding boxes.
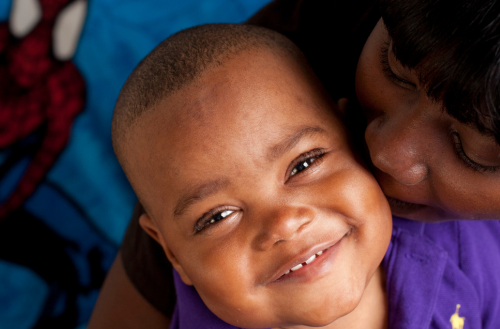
[0,0,270,327]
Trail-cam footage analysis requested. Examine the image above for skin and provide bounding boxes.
[124,48,392,328]
[356,19,500,222]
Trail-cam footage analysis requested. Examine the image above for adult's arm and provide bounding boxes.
[87,252,171,329]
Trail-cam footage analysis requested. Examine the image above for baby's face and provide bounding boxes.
[127,48,391,328]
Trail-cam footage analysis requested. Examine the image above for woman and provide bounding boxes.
[89,0,500,327]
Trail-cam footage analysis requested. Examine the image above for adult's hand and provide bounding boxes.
[87,252,171,329]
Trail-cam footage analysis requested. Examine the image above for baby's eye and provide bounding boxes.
[288,149,325,179]
[209,210,234,224]
[194,208,235,233]
[290,157,316,177]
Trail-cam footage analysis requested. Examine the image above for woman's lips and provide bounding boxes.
[386,196,427,215]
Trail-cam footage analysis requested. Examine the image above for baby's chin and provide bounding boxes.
[221,310,350,329]
[211,293,362,329]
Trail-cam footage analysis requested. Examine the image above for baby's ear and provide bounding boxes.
[138,212,162,244]
[139,213,193,286]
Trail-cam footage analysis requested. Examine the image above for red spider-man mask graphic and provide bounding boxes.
[0,0,86,219]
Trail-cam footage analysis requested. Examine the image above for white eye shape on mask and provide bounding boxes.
[9,0,88,61]
[9,0,41,38]
[53,0,87,60]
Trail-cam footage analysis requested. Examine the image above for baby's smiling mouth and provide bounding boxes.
[284,248,328,275]
[265,228,352,284]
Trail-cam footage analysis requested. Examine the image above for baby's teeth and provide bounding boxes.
[305,254,316,264]
[285,250,326,275]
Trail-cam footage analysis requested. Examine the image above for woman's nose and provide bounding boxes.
[365,116,428,186]
[253,205,314,251]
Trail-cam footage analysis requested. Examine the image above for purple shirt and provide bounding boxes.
[170,217,500,329]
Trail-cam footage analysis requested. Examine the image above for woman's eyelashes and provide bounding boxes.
[451,131,500,173]
[286,148,326,181]
[194,206,236,233]
[379,42,415,89]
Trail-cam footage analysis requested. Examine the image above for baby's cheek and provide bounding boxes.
[339,166,391,251]
[196,278,267,328]
[189,249,253,306]
[336,168,380,219]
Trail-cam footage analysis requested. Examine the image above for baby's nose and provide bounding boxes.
[253,205,315,251]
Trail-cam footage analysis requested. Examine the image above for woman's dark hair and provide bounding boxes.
[380,0,500,144]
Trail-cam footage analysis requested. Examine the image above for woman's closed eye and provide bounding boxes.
[286,148,326,181]
[451,131,500,173]
[379,41,416,89]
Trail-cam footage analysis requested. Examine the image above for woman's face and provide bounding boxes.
[355,19,500,221]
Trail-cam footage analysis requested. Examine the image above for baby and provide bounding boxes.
[111,23,392,329]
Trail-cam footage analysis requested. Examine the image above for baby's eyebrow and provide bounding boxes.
[267,125,328,161]
[174,178,229,217]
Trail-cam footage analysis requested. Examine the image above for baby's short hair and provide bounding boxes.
[112,24,303,167]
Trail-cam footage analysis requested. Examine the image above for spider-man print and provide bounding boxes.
[0,0,85,219]
[0,1,108,327]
